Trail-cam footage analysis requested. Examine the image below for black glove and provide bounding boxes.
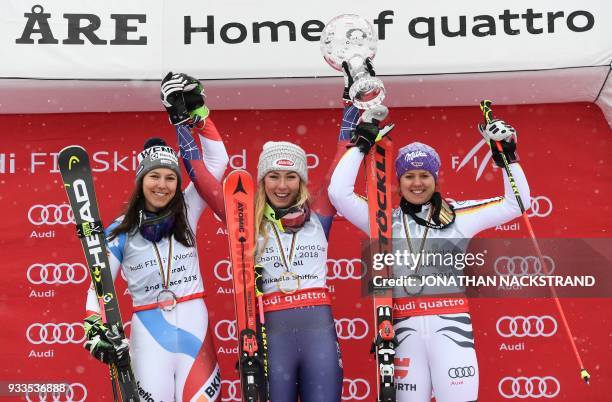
[489,139,518,167]
[161,72,206,125]
[341,62,354,103]
[342,58,376,103]
[349,105,392,154]
[350,122,379,154]
[83,315,129,365]
[478,119,519,167]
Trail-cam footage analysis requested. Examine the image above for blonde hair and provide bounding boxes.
[254,180,311,259]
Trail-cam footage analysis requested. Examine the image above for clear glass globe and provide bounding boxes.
[320,14,377,71]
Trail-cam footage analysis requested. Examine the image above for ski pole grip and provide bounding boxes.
[479,99,504,152]
[480,99,493,124]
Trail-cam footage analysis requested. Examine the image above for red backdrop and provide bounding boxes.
[1,102,611,401]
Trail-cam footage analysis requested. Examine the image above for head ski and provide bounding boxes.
[58,145,140,402]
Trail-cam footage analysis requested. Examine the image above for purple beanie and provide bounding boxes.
[395,142,441,181]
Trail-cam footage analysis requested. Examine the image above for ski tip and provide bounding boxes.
[59,144,86,154]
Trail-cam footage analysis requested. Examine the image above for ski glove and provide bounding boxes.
[341,57,375,103]
[349,105,394,154]
[83,314,130,366]
[161,72,206,125]
[478,119,519,167]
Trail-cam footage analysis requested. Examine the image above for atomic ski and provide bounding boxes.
[223,169,266,402]
[366,138,398,402]
[58,146,140,402]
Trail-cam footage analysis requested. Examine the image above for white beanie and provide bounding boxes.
[257,141,308,183]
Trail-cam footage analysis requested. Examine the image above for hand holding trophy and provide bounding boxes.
[320,14,386,109]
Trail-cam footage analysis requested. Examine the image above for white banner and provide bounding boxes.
[0,0,610,119]
[1,0,610,79]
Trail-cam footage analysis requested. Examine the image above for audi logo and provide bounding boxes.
[494,256,555,276]
[342,378,370,401]
[27,263,88,285]
[221,379,240,402]
[496,316,558,338]
[215,320,237,342]
[498,376,560,398]
[219,363,370,401]
[527,196,552,218]
[26,323,86,345]
[327,258,365,280]
[25,382,87,402]
[28,204,75,226]
[335,318,369,340]
[214,260,232,282]
[448,366,476,379]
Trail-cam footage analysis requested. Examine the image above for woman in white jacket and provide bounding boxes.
[328,104,530,402]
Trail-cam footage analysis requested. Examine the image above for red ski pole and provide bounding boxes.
[480,100,590,384]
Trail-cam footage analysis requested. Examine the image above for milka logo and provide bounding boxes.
[403,151,427,161]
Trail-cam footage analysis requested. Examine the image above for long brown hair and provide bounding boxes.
[254,180,311,258]
[108,183,195,247]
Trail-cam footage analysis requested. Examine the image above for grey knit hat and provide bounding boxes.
[135,138,182,184]
[257,141,308,183]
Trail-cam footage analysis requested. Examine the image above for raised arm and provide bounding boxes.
[161,72,228,224]
[176,116,228,223]
[310,105,358,237]
[454,119,530,237]
[327,105,370,234]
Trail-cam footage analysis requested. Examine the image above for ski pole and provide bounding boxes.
[480,100,590,384]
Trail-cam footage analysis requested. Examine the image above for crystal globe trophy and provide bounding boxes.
[320,14,385,109]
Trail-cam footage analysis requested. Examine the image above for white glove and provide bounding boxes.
[478,119,517,142]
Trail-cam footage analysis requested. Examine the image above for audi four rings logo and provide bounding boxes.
[214,260,233,282]
[342,378,370,401]
[334,318,369,340]
[28,204,75,225]
[496,316,558,338]
[215,320,237,341]
[498,376,560,399]
[494,256,555,276]
[27,263,88,285]
[221,379,240,402]
[327,258,365,280]
[448,366,476,379]
[26,323,86,345]
[25,382,87,402]
[528,196,552,218]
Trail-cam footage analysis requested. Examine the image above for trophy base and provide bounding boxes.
[350,77,386,110]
